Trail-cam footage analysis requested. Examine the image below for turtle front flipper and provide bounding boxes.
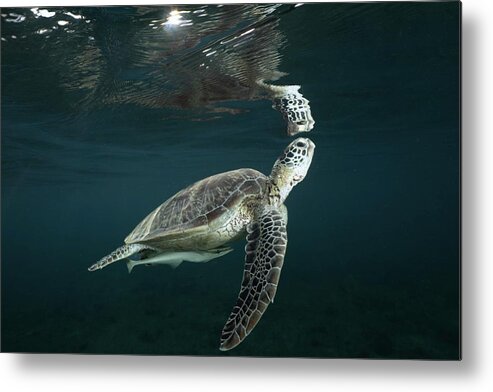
[88,243,155,272]
[219,207,288,351]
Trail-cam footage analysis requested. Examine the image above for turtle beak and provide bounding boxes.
[303,138,315,158]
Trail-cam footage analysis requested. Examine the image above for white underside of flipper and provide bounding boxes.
[126,248,234,273]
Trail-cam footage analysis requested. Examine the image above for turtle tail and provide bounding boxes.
[88,244,149,272]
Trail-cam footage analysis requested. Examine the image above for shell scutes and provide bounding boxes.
[124,168,267,244]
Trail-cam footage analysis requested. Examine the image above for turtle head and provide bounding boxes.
[270,137,315,202]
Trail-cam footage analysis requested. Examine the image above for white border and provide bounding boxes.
[2,0,493,391]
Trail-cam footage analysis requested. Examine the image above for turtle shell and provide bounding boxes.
[125,168,268,245]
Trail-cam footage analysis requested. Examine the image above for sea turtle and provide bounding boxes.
[88,137,315,350]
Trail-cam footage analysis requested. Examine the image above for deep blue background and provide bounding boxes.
[1,2,460,358]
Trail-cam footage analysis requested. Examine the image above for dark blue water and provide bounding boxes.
[1,2,460,358]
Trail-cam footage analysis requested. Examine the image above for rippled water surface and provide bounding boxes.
[1,2,460,358]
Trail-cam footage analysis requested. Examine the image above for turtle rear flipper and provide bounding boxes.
[219,207,288,351]
[88,243,155,272]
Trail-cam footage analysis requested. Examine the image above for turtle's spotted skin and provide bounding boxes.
[270,87,315,136]
[220,208,287,350]
[89,138,315,351]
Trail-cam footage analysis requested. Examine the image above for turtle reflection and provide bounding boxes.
[1,4,314,135]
